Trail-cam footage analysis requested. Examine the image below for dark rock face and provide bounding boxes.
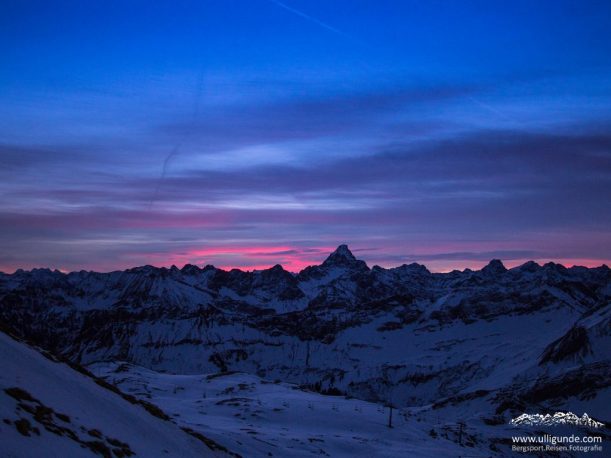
[480,259,507,276]
[321,245,367,269]
[540,325,592,364]
[494,362,611,415]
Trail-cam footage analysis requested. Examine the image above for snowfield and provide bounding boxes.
[89,362,476,458]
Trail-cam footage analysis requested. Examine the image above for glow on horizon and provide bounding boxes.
[1,244,608,275]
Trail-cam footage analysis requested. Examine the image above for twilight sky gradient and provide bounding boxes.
[1,0,610,273]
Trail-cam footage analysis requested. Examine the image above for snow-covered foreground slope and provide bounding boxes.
[90,363,478,458]
[0,331,233,458]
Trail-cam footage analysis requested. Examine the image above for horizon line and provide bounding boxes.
[2,245,609,276]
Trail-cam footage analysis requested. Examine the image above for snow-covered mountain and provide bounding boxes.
[1,245,609,456]
[0,329,233,457]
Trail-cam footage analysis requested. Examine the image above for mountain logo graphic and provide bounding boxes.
[510,412,604,429]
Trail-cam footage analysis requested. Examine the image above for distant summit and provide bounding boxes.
[322,245,368,270]
[324,244,356,263]
[481,259,507,276]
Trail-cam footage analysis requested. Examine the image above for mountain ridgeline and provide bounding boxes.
[1,245,609,422]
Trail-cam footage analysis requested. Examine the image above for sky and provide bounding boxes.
[1,0,610,273]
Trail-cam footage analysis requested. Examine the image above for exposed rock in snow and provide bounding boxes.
[0,331,232,457]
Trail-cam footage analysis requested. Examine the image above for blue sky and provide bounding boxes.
[1,0,610,272]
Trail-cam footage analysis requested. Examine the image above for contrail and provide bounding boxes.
[160,142,184,181]
[467,95,519,124]
[269,0,344,36]
[154,1,361,211]
[159,66,206,181]
[149,69,206,210]
[268,0,365,46]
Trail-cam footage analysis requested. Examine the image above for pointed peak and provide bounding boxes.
[481,259,507,275]
[323,245,356,264]
[126,265,158,274]
[260,264,294,281]
[181,263,201,275]
[322,245,369,270]
[398,262,431,275]
[515,260,540,273]
[334,244,355,258]
[543,261,567,272]
[261,264,287,275]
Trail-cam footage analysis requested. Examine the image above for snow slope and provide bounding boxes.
[0,331,233,458]
[89,362,611,457]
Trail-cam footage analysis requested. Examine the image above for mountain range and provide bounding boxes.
[1,245,609,456]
